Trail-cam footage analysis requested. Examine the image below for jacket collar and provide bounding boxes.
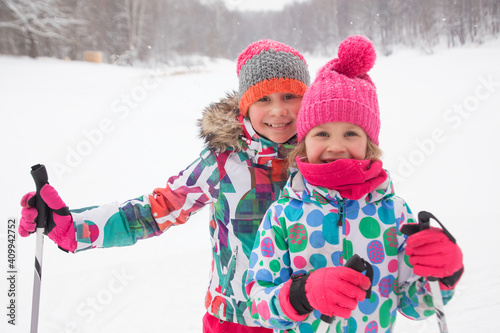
[286,170,395,208]
[241,118,296,165]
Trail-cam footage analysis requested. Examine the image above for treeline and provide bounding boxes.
[0,0,498,65]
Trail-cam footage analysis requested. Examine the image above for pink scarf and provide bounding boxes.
[296,158,388,200]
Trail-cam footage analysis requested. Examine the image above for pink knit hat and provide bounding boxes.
[297,35,380,145]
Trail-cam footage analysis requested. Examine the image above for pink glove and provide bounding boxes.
[405,227,463,289]
[306,267,370,318]
[280,266,370,320]
[20,185,77,252]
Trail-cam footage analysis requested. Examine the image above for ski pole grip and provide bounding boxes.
[418,211,455,243]
[320,254,374,324]
[401,211,455,243]
[30,164,49,229]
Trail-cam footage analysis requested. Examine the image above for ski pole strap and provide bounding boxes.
[31,164,49,229]
[320,254,374,324]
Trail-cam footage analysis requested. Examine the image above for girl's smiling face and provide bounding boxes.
[304,122,368,164]
[247,92,302,144]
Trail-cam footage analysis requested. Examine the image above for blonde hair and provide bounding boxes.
[289,139,383,168]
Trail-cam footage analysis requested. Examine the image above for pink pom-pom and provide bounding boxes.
[335,35,376,78]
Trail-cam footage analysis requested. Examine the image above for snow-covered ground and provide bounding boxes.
[1,39,500,332]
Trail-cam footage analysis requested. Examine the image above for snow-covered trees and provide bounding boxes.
[0,0,498,65]
[0,0,84,58]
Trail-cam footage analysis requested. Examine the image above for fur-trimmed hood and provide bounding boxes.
[198,91,244,152]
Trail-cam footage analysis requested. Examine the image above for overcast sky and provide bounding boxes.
[222,0,306,11]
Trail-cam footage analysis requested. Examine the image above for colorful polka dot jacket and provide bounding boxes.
[245,171,455,332]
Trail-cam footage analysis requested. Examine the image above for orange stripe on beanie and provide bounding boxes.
[237,39,310,117]
[238,78,308,117]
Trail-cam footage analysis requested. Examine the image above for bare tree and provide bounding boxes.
[113,0,148,64]
[0,0,84,58]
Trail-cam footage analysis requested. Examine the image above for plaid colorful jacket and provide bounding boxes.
[70,92,295,326]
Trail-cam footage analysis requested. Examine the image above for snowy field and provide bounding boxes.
[1,39,500,332]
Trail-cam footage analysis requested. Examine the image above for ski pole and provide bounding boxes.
[401,210,454,333]
[30,164,49,333]
[316,254,373,333]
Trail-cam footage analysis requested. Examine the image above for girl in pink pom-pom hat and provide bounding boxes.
[246,35,463,333]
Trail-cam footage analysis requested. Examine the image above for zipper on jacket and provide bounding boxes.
[337,198,348,332]
[216,246,239,320]
[337,198,346,267]
[221,246,238,295]
[337,198,346,227]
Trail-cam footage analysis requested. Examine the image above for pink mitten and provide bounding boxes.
[19,185,77,252]
[20,192,38,236]
[305,267,370,318]
[405,227,463,289]
[282,266,370,320]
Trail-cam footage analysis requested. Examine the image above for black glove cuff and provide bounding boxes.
[440,266,464,288]
[53,206,71,216]
[43,206,71,236]
[289,273,313,315]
